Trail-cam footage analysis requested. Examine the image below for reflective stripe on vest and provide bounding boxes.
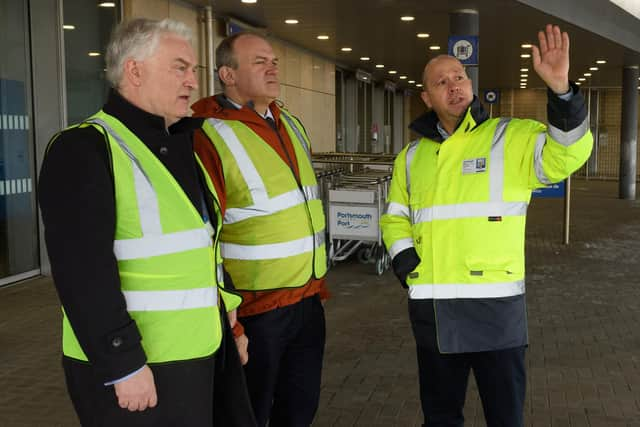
[216,263,224,284]
[408,280,525,299]
[280,112,312,161]
[123,287,218,311]
[407,118,523,224]
[206,117,321,225]
[221,231,325,260]
[86,118,217,310]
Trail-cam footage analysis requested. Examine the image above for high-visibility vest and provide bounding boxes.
[200,110,327,291]
[51,110,241,363]
[381,107,592,352]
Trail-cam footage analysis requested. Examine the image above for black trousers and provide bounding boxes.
[409,300,526,427]
[64,355,216,427]
[240,295,326,427]
[64,306,256,427]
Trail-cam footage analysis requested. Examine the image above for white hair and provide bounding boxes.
[105,18,193,88]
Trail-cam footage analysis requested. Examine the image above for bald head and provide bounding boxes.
[422,55,464,87]
[420,54,474,134]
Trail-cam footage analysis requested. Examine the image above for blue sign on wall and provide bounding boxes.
[532,181,565,198]
[448,36,479,66]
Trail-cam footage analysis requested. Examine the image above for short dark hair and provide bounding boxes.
[216,31,267,87]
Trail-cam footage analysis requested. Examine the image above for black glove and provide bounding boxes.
[391,247,421,289]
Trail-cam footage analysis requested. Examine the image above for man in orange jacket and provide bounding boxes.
[192,31,328,427]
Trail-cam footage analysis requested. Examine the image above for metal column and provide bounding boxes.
[203,6,216,96]
[619,65,638,200]
[450,9,479,94]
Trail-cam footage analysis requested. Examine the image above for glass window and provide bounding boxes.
[0,0,39,284]
[63,0,120,125]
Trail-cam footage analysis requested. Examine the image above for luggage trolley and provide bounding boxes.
[327,171,392,275]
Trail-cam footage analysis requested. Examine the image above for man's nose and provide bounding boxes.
[267,61,278,73]
[185,68,199,90]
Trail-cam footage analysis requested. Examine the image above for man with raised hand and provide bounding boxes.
[381,24,592,427]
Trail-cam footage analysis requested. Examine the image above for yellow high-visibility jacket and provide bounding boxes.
[381,88,593,353]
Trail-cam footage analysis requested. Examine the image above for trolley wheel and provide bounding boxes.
[357,245,377,264]
[375,257,385,276]
[356,246,369,264]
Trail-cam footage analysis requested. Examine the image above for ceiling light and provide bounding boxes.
[520,79,527,82]
[578,77,586,81]
[360,57,370,61]
[408,80,416,84]
[520,54,531,58]
[610,0,640,20]
[521,74,528,78]
[362,76,368,80]
[520,68,528,72]
[416,83,423,87]
[388,70,397,74]
[63,24,75,30]
[375,64,384,68]
[317,35,329,40]
[584,73,592,76]
[429,46,441,50]
[88,52,101,57]
[401,16,415,21]
[284,19,299,24]
[241,0,257,3]
[521,44,532,48]
[417,33,429,38]
[340,47,352,52]
[576,82,581,85]
[589,67,598,71]
[596,60,607,64]
[98,2,116,6]
[399,75,407,79]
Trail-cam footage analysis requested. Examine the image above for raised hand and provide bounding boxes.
[531,24,570,94]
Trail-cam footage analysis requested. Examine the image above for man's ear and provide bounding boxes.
[123,59,143,87]
[218,66,235,87]
[420,90,432,109]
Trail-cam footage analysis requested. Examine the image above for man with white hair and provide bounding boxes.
[39,18,249,426]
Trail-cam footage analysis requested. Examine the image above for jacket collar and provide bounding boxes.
[191,94,283,125]
[102,89,202,136]
[408,95,489,142]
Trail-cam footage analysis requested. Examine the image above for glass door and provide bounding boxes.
[0,0,39,285]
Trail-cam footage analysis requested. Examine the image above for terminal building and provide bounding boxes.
[2,0,640,425]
